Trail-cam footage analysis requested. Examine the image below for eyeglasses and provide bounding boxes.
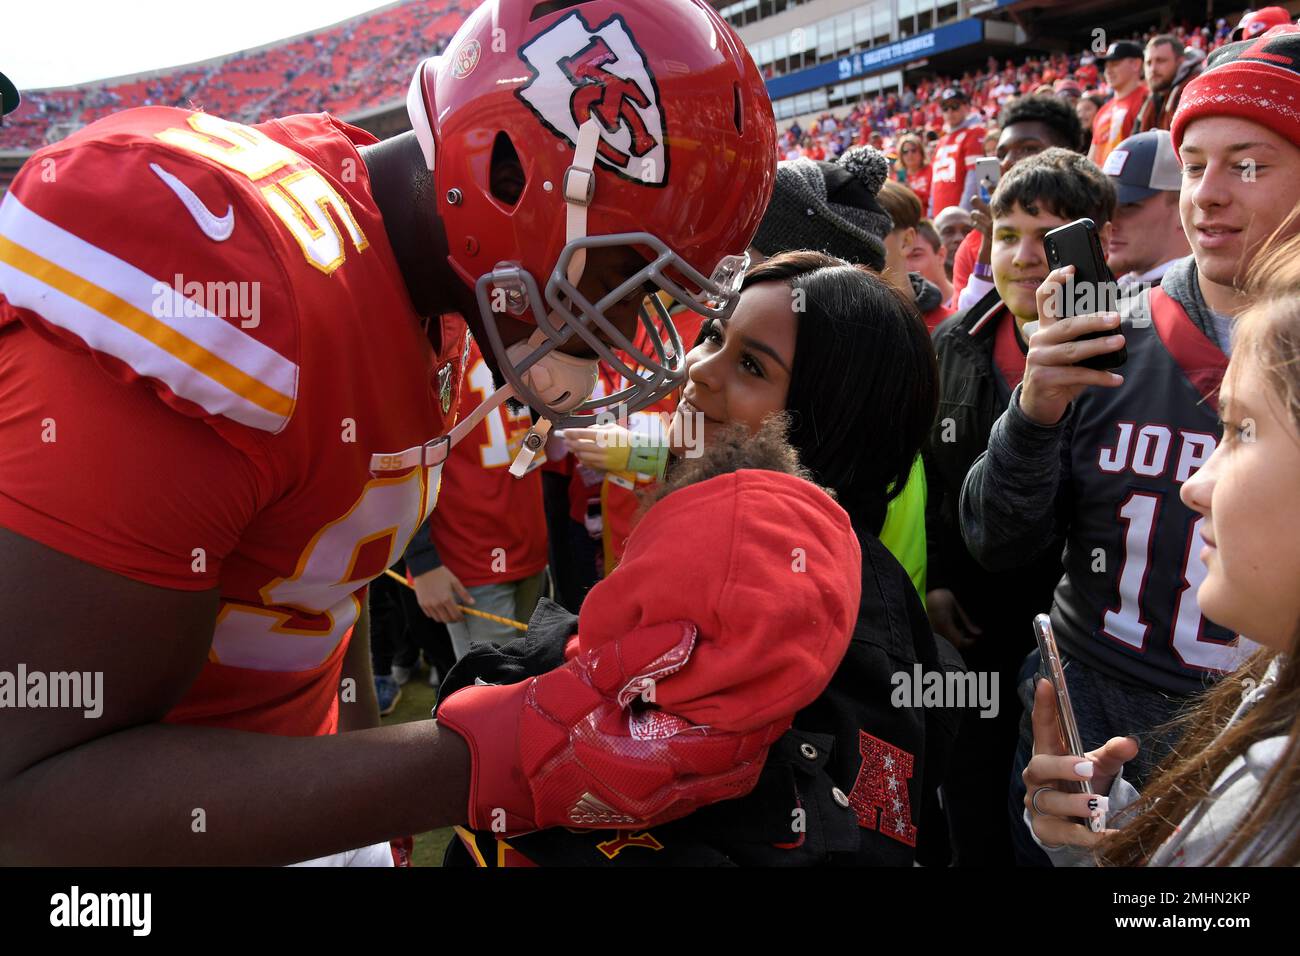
[940,102,964,111]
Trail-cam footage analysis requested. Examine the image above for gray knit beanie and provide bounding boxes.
[750,146,893,270]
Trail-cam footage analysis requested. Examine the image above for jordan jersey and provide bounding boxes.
[1051,281,1259,692]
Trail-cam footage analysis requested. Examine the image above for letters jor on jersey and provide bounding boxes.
[516,11,668,186]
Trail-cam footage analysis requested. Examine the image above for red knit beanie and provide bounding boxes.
[1171,26,1300,159]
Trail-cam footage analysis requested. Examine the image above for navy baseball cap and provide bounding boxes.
[1102,130,1182,204]
[1098,40,1145,62]
[939,86,968,104]
[0,73,18,116]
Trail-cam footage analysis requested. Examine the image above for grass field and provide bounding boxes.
[379,668,455,867]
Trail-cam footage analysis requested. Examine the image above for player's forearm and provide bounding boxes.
[0,718,469,865]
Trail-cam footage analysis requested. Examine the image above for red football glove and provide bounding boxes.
[435,621,787,834]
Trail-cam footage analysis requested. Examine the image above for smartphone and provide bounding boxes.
[1041,218,1127,371]
[974,156,1000,202]
[1033,613,1106,832]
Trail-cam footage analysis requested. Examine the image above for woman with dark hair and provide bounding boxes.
[445,250,964,866]
[650,250,962,866]
[571,145,933,600]
[671,250,937,539]
[1076,92,1107,154]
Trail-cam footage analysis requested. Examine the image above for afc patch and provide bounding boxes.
[516,10,668,186]
[847,730,917,847]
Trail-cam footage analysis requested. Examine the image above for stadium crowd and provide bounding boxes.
[777,15,1250,181]
[0,0,465,150]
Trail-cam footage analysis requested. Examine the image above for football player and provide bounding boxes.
[0,0,778,864]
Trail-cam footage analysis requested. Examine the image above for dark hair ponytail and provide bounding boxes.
[740,250,939,535]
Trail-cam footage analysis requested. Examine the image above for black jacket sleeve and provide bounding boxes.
[401,513,443,577]
[959,384,1073,573]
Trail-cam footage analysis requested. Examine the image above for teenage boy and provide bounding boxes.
[926,148,1116,866]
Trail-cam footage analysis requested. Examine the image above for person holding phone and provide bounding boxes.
[1023,227,1300,865]
[954,94,1086,309]
[960,28,1300,865]
[925,148,1116,865]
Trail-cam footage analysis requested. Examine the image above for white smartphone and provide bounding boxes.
[974,156,1001,202]
[1033,613,1106,832]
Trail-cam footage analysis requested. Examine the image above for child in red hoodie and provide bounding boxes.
[438,420,864,863]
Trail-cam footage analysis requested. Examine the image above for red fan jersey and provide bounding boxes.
[928,118,986,217]
[427,336,549,587]
[903,166,932,219]
[0,108,467,737]
[1089,84,1149,166]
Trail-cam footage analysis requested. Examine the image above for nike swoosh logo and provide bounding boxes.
[150,162,234,242]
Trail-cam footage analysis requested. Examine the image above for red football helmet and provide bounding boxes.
[1230,6,1293,41]
[406,0,776,425]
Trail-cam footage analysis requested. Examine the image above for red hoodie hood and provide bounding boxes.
[576,469,862,733]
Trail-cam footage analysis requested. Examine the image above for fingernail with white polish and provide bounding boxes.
[1074,760,1094,778]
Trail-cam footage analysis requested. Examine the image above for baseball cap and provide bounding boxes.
[1230,6,1292,42]
[1097,40,1145,62]
[1054,78,1083,97]
[939,86,968,104]
[0,73,19,116]
[1103,130,1182,204]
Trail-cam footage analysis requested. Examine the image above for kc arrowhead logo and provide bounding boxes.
[517,11,668,186]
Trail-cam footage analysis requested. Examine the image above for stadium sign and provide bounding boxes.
[766,18,985,100]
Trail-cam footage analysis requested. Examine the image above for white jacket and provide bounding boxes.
[1029,656,1297,866]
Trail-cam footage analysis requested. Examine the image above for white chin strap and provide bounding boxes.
[562,117,601,287]
[502,117,603,476]
[370,118,605,478]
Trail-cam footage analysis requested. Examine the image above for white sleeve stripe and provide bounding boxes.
[0,192,297,431]
[0,259,287,432]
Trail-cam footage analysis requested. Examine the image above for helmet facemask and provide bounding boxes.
[476,232,749,428]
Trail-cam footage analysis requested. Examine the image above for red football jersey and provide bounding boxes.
[0,108,467,737]
[928,121,986,217]
[902,166,932,219]
[427,336,549,588]
[1089,85,1149,166]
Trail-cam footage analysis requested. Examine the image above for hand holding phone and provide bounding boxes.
[1029,616,1123,832]
[974,156,1000,204]
[1041,218,1127,371]
[1018,219,1129,427]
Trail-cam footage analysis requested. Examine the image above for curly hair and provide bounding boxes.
[990,146,1116,226]
[1000,93,1085,153]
